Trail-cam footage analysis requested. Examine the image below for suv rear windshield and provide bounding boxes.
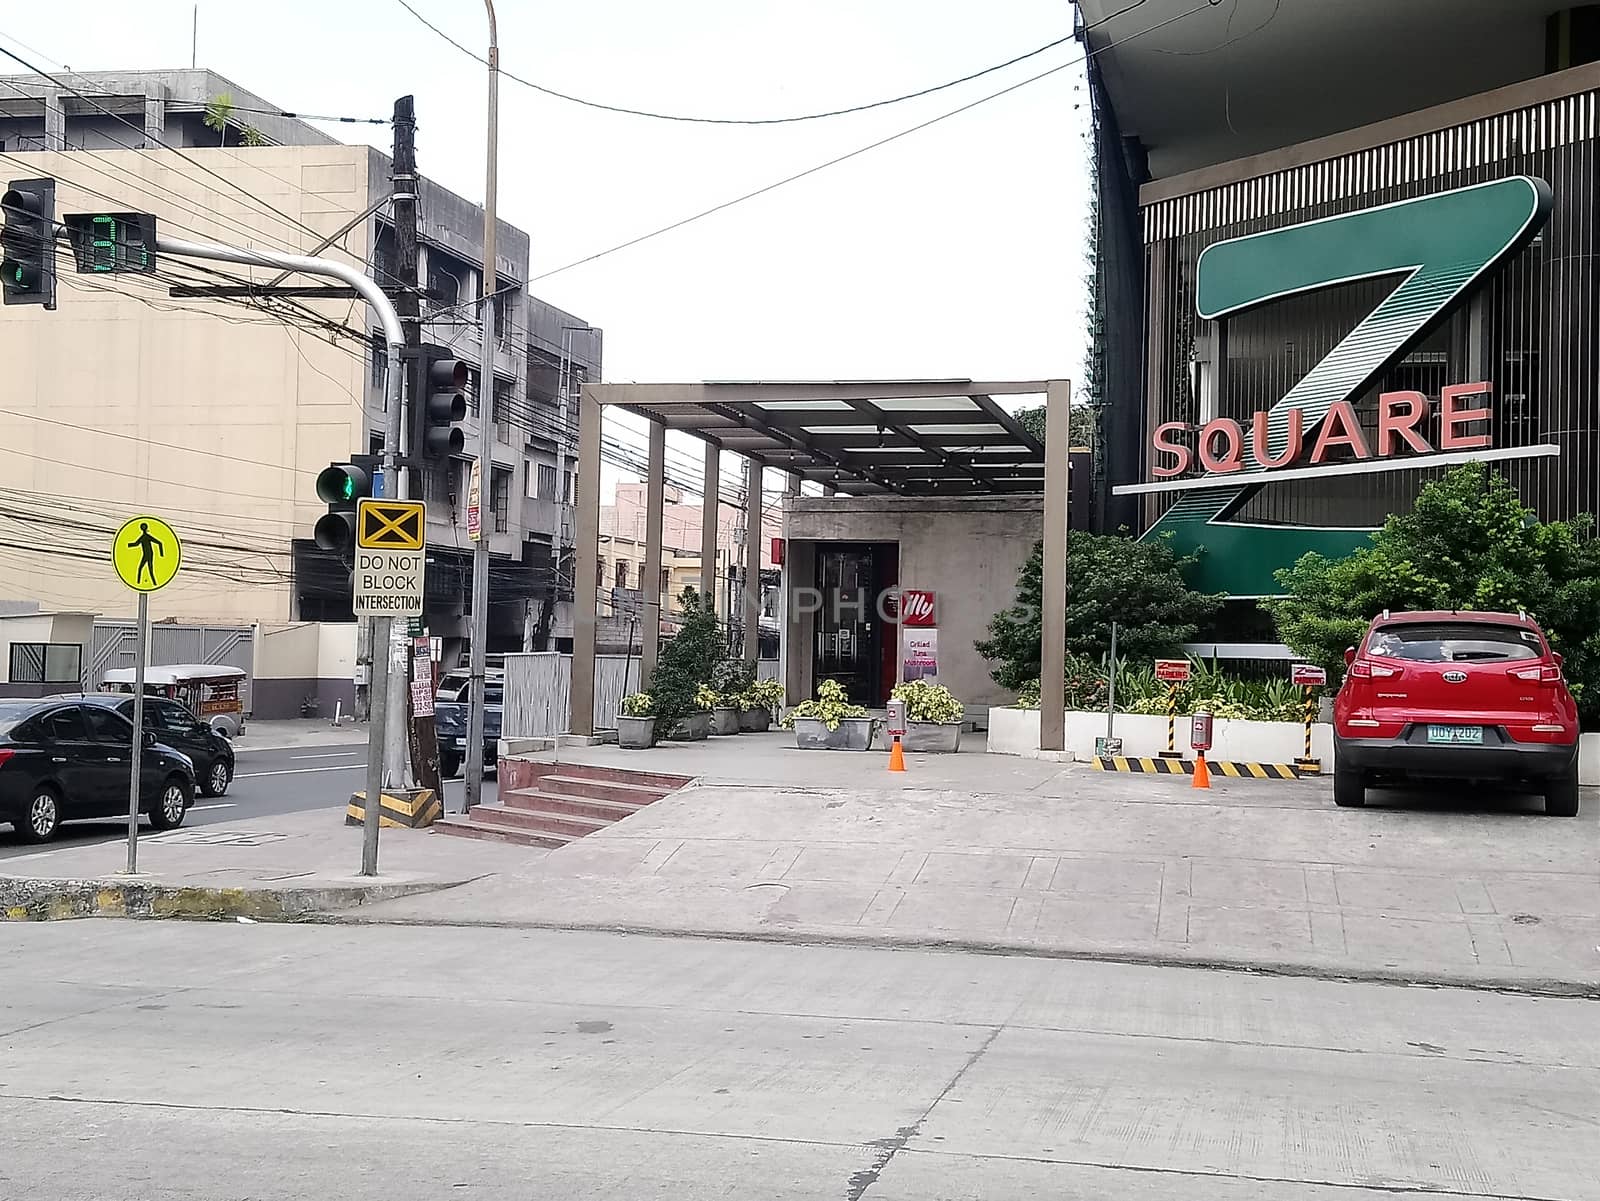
[1367,622,1543,663]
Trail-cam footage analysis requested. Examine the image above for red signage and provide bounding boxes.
[899,589,937,627]
[1291,663,1328,687]
[1150,383,1493,479]
[1155,658,1191,683]
[771,537,785,566]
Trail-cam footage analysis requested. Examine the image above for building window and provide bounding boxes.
[494,378,515,443]
[370,332,387,391]
[9,642,81,685]
[491,468,511,534]
[493,291,519,347]
[426,253,462,311]
[537,462,557,499]
[564,470,574,504]
[465,367,480,416]
[616,560,629,589]
[660,568,670,594]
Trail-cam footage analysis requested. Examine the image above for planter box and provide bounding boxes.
[793,716,875,751]
[710,706,741,736]
[617,715,656,749]
[739,707,773,733]
[902,721,961,753]
[667,711,711,741]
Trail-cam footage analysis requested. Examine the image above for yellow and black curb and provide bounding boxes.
[1092,756,1304,780]
[0,877,448,922]
[346,788,440,829]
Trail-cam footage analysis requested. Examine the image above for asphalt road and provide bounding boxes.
[0,921,1594,1200]
[0,742,497,859]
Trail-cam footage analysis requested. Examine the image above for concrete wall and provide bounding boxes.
[254,622,357,719]
[0,612,94,698]
[783,495,1042,709]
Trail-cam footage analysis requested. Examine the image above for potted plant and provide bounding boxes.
[701,684,742,736]
[618,692,657,749]
[784,679,876,750]
[649,586,720,742]
[738,678,785,732]
[892,679,964,752]
[667,685,714,741]
[710,660,753,735]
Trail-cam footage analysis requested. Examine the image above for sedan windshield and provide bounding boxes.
[1367,622,1542,663]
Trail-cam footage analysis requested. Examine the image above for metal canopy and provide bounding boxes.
[585,379,1049,495]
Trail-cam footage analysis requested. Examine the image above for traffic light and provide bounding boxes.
[63,211,157,274]
[314,457,376,556]
[1,177,56,308]
[415,344,467,459]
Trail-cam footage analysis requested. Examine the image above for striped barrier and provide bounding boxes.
[1092,756,1303,780]
[346,788,441,830]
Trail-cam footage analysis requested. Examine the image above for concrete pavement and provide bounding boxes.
[353,734,1600,993]
[0,921,1595,1199]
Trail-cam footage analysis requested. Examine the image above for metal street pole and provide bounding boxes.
[156,234,404,874]
[465,0,500,813]
[124,591,149,874]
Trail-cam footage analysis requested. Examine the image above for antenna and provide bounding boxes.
[191,5,198,69]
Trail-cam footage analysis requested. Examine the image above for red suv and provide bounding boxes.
[1333,610,1579,815]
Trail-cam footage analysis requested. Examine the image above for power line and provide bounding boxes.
[529,0,1220,282]
[394,0,1079,126]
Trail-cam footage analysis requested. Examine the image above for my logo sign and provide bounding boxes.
[900,590,937,627]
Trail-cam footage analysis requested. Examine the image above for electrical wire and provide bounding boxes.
[394,0,1080,126]
[529,0,1220,282]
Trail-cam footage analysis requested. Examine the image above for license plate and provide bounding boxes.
[1426,725,1483,744]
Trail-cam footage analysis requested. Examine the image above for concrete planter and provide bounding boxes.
[617,716,656,749]
[710,706,741,736]
[667,712,712,741]
[739,707,773,733]
[793,716,875,751]
[903,721,962,753]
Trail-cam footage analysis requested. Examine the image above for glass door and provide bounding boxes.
[815,546,879,705]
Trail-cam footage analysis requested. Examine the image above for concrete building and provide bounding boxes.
[0,68,600,691]
[1080,0,1600,641]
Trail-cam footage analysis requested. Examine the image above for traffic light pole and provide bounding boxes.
[465,0,501,813]
[156,234,405,875]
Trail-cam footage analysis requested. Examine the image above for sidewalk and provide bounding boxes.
[0,808,534,920]
[348,735,1600,994]
[233,718,368,752]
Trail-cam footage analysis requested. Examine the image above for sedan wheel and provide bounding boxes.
[203,759,232,798]
[18,788,60,843]
[150,780,190,831]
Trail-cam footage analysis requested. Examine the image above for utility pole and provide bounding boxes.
[465,0,500,811]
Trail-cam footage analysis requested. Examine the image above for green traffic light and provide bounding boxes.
[339,475,356,501]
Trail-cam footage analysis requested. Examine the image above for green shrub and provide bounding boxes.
[783,679,868,731]
[891,680,964,723]
[648,587,721,732]
[738,678,786,714]
[619,692,655,718]
[1009,655,1313,722]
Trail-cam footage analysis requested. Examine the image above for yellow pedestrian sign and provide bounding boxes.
[112,514,182,592]
[357,498,425,550]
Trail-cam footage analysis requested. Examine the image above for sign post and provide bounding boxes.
[110,514,182,874]
[1155,658,1191,758]
[353,498,427,874]
[1290,663,1328,774]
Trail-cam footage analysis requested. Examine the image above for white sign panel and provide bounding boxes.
[353,549,424,616]
[902,627,938,683]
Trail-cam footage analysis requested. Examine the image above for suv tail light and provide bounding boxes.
[1348,661,1399,679]
[1511,664,1564,683]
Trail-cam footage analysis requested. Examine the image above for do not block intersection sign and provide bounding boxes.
[353,498,426,616]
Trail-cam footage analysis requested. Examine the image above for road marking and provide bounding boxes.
[190,803,237,812]
[288,752,363,760]
[235,764,364,779]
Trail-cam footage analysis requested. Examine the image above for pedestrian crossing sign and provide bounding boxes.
[111,514,182,593]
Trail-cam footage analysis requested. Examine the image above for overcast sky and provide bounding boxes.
[0,0,1092,496]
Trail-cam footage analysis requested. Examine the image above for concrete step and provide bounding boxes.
[501,788,648,823]
[468,803,609,840]
[433,815,571,849]
[526,762,694,792]
[536,774,674,805]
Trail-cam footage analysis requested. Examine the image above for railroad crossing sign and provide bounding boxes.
[111,514,182,592]
[353,498,425,616]
[357,498,425,550]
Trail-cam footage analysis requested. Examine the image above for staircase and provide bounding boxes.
[434,761,694,848]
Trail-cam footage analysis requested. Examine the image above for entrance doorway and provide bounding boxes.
[814,542,898,706]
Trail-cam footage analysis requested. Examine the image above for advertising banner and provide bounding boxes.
[902,627,938,682]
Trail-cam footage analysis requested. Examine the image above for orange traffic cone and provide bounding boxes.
[888,734,906,772]
[1192,752,1211,789]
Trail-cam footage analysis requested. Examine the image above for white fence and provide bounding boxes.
[503,654,780,738]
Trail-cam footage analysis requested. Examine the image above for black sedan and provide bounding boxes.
[59,693,235,797]
[0,698,196,843]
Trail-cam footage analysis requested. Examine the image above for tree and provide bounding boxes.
[204,93,268,148]
[647,586,722,732]
[1013,403,1098,451]
[1270,463,1600,719]
[976,532,1223,690]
